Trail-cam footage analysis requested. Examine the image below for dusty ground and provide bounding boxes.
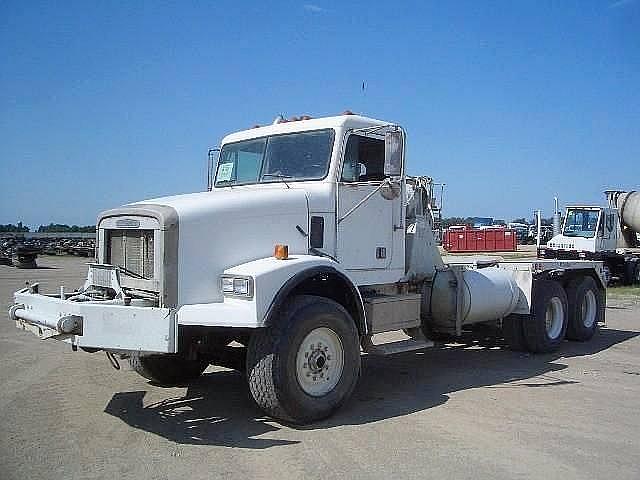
[1,256,639,480]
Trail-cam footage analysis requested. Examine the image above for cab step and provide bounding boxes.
[365,337,434,356]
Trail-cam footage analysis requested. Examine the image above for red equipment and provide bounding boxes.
[443,227,517,253]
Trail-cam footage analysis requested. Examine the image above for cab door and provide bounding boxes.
[336,134,404,273]
[597,208,618,251]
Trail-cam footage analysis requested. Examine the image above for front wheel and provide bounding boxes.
[129,353,209,386]
[522,280,568,353]
[246,295,361,424]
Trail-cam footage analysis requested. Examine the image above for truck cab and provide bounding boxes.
[209,115,407,285]
[539,201,640,284]
[543,206,619,256]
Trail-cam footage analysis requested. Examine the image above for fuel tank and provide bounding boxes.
[426,266,521,333]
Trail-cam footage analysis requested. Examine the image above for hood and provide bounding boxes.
[137,186,310,305]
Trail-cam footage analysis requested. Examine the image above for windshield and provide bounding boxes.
[214,129,334,187]
[563,209,600,238]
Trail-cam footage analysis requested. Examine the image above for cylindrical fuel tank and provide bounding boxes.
[427,266,521,330]
[617,191,640,235]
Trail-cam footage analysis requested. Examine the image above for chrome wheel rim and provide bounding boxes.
[296,327,344,397]
[545,297,564,339]
[581,290,597,328]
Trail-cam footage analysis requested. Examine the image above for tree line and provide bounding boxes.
[0,223,95,233]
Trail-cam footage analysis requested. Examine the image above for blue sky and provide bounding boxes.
[1,0,639,227]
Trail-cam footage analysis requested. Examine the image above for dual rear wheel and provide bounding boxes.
[504,277,603,353]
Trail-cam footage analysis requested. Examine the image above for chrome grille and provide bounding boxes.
[107,229,154,279]
[91,266,113,288]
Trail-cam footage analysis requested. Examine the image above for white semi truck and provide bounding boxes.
[538,190,640,285]
[10,114,607,424]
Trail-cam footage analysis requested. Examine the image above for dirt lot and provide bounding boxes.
[1,256,639,480]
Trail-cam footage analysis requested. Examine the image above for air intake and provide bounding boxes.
[107,229,154,279]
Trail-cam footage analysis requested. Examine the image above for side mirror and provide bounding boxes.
[384,131,403,177]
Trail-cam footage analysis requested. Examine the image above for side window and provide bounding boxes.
[340,135,386,182]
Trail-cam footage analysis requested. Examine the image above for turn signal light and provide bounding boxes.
[274,244,289,260]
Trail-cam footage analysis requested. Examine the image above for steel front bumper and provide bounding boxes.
[10,286,177,353]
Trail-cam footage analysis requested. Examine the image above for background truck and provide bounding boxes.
[10,114,607,424]
[538,190,640,285]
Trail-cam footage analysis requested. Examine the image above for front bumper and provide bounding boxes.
[11,285,177,353]
[537,248,591,260]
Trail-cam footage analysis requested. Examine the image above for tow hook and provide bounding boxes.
[105,351,121,370]
[57,315,83,335]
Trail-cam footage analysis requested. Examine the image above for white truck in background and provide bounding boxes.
[10,114,607,424]
[538,190,640,285]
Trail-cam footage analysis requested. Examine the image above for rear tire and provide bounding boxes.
[566,276,603,341]
[624,259,640,286]
[246,295,361,424]
[502,314,527,351]
[522,280,568,353]
[129,353,208,385]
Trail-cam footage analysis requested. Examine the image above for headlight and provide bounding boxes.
[221,277,234,293]
[220,275,253,298]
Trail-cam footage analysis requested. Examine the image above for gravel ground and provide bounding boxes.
[1,256,639,480]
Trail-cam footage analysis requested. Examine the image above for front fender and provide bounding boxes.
[176,255,365,330]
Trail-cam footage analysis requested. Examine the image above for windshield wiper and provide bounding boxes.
[262,173,292,188]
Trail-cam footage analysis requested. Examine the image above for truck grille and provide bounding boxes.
[107,229,154,279]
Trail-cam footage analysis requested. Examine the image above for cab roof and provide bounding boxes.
[220,114,392,145]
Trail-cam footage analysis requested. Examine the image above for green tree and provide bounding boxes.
[0,222,29,233]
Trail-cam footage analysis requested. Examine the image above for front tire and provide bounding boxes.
[129,353,209,385]
[522,280,568,353]
[246,295,361,424]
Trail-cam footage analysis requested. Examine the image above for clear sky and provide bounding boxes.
[1,0,639,227]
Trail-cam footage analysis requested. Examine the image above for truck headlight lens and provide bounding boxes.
[221,275,253,298]
[221,277,234,294]
[233,278,250,295]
